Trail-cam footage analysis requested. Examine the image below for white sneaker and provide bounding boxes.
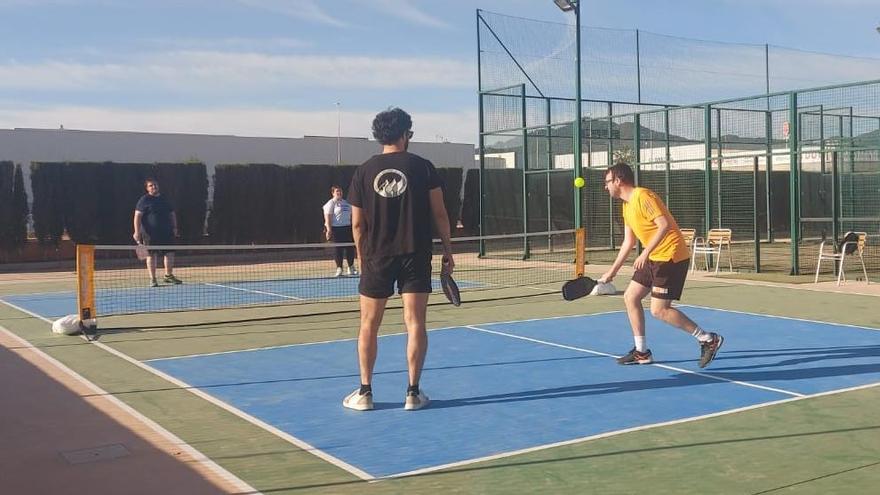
[342,389,374,411]
[350,267,358,276]
[334,267,343,277]
[404,390,430,411]
[345,266,353,276]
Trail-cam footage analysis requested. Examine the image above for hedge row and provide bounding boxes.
[26,161,473,246]
[31,162,207,245]
[0,162,29,251]
[208,164,466,244]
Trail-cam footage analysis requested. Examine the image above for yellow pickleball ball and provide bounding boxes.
[573,176,585,188]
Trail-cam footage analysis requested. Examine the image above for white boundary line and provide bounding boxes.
[386,380,880,479]
[88,340,375,481]
[0,300,375,481]
[0,323,260,494]
[466,325,805,397]
[677,304,880,332]
[202,282,305,301]
[689,274,880,298]
[148,310,628,361]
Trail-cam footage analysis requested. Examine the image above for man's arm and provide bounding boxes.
[133,210,143,242]
[324,213,333,241]
[600,225,636,283]
[428,188,454,271]
[351,206,366,261]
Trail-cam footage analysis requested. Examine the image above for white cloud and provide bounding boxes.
[145,36,313,51]
[235,0,347,27]
[370,0,450,29]
[0,105,478,144]
[0,51,473,92]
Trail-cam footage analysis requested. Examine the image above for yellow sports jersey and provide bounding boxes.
[622,187,690,262]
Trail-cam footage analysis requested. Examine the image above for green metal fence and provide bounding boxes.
[479,79,880,278]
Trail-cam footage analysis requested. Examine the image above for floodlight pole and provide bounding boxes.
[556,0,583,229]
[573,1,583,231]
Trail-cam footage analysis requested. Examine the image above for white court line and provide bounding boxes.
[0,299,375,481]
[678,303,880,332]
[466,325,805,398]
[688,274,880,298]
[0,323,260,494]
[386,380,880,479]
[149,310,629,361]
[203,282,305,301]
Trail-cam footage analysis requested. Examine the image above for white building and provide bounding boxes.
[0,127,476,197]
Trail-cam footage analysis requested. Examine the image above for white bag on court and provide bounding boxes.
[52,314,83,335]
[590,281,617,296]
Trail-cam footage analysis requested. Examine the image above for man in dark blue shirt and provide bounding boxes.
[133,178,182,287]
[343,108,454,412]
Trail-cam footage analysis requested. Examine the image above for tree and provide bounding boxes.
[11,164,29,248]
[0,161,12,250]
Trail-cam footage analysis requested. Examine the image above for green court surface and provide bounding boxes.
[2,270,879,494]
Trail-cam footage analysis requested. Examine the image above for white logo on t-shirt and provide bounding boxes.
[373,168,408,198]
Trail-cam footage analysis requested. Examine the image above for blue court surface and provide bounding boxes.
[145,307,880,478]
[1,276,481,318]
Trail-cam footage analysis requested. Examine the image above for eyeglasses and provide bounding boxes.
[406,130,414,139]
[604,178,615,184]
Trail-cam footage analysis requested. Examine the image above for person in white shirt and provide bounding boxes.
[323,185,358,277]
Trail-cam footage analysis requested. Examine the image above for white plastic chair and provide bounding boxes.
[691,228,733,274]
[814,231,869,286]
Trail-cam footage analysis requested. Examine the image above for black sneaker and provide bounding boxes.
[699,333,724,368]
[617,347,653,365]
[163,274,183,285]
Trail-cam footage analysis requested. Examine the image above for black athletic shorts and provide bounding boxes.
[359,251,433,298]
[142,232,175,257]
[631,258,690,300]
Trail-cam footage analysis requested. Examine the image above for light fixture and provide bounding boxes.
[553,0,577,12]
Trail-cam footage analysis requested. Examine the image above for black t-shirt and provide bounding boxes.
[348,151,443,258]
[135,194,175,238]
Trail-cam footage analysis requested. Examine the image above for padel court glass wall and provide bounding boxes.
[479,80,880,276]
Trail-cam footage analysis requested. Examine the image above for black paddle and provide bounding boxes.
[562,275,598,301]
[440,257,461,306]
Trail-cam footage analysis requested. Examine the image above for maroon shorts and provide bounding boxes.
[631,258,690,300]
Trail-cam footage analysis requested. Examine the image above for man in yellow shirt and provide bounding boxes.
[599,162,724,368]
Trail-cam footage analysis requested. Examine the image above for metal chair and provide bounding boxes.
[814,231,869,286]
[691,228,733,274]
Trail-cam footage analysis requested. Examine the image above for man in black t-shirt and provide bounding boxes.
[342,107,454,412]
[133,178,182,287]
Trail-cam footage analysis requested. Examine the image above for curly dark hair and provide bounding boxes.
[371,107,412,145]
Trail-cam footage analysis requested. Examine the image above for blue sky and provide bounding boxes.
[0,0,878,144]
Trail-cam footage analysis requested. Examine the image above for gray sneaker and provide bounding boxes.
[404,390,430,411]
[149,278,159,288]
[342,389,374,411]
[616,347,654,365]
[163,274,182,285]
[699,333,724,368]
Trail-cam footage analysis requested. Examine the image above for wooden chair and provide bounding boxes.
[691,228,733,274]
[680,228,696,251]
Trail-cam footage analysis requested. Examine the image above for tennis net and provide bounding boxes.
[76,229,581,320]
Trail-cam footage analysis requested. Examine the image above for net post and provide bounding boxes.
[575,227,586,278]
[76,244,96,327]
